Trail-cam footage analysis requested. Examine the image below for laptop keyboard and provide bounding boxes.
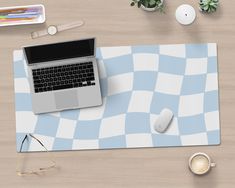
[32,62,96,93]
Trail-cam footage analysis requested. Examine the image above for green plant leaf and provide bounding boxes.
[199,0,219,13]
[130,0,164,12]
[130,2,135,6]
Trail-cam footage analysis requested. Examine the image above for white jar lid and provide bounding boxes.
[175,4,196,25]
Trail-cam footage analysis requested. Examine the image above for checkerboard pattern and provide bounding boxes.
[14,43,220,152]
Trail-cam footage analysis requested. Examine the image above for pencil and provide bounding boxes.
[0,8,27,14]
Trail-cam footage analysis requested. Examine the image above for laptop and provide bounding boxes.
[23,38,102,114]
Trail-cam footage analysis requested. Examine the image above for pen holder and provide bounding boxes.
[0,4,46,27]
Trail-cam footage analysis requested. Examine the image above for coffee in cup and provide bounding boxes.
[189,152,216,175]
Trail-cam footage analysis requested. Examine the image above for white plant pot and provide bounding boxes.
[140,0,164,12]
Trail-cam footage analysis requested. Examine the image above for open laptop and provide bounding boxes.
[23,38,102,114]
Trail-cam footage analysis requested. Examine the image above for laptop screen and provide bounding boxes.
[24,38,95,64]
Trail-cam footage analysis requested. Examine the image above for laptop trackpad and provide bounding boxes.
[54,90,79,110]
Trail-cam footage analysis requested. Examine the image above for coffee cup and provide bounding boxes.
[189,152,216,175]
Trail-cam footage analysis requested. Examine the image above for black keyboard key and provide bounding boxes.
[87,73,93,77]
[87,77,95,81]
[35,84,43,88]
[53,84,73,91]
[34,79,40,84]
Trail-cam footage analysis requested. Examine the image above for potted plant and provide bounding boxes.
[199,0,219,13]
[130,0,164,12]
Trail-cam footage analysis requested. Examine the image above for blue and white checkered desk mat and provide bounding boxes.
[14,43,220,152]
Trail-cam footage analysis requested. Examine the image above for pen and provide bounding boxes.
[8,12,39,16]
[0,17,35,22]
[0,8,27,14]
[6,14,38,19]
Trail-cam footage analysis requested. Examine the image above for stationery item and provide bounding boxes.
[14,43,220,152]
[31,21,84,39]
[0,4,45,27]
[189,152,216,175]
[175,4,196,25]
[23,38,102,114]
[154,108,174,133]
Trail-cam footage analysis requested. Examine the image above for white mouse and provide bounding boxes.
[154,108,174,133]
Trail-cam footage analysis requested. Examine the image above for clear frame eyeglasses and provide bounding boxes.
[17,133,57,176]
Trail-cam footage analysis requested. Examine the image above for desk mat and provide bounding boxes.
[14,43,220,152]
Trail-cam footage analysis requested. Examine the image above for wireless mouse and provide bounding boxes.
[154,108,174,133]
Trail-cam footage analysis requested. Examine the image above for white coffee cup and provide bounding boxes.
[189,152,216,175]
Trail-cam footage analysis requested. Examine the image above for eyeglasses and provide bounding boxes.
[17,133,57,176]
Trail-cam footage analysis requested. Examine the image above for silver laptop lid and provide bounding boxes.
[23,38,96,66]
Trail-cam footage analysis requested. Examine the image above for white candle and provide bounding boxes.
[175,4,196,25]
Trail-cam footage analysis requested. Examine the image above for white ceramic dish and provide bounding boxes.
[0,4,46,27]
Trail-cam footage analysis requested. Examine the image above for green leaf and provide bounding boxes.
[130,0,165,12]
[130,2,135,6]
[199,0,219,13]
